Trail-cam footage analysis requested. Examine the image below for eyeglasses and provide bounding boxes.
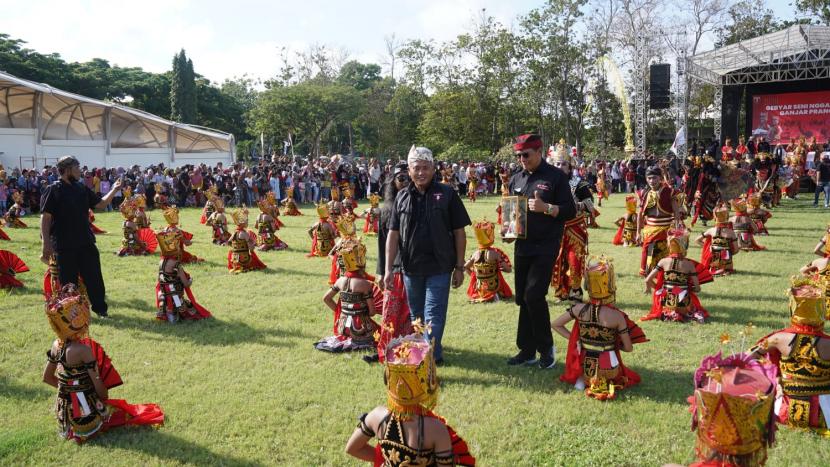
[395,174,410,182]
[515,151,534,159]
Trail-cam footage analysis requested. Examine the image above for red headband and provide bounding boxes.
[513,134,542,151]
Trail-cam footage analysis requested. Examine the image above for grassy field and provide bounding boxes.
[1,193,829,466]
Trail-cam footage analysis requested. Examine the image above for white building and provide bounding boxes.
[0,71,234,170]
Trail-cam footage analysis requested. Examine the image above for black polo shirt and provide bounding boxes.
[389,181,471,276]
[40,180,102,251]
[818,160,830,183]
[508,160,576,256]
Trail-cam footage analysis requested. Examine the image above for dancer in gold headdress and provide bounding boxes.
[553,256,647,400]
[747,192,771,235]
[283,187,303,216]
[642,228,713,323]
[307,202,336,258]
[362,193,381,236]
[730,197,765,251]
[696,204,739,276]
[153,183,170,210]
[117,198,156,256]
[464,219,512,303]
[345,328,475,465]
[207,195,231,245]
[227,207,267,273]
[612,195,638,247]
[200,186,218,225]
[42,285,164,442]
[255,193,288,251]
[155,229,212,322]
[750,278,830,436]
[4,191,27,228]
[157,206,201,263]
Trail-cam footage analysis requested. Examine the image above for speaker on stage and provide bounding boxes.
[649,64,671,110]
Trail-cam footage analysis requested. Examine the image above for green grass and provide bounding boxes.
[1,194,829,466]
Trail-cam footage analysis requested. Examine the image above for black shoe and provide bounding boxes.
[538,347,556,369]
[362,354,379,364]
[507,351,538,366]
[95,311,109,318]
[435,358,445,367]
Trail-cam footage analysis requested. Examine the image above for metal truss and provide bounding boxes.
[713,85,722,145]
[634,33,648,157]
[675,48,688,158]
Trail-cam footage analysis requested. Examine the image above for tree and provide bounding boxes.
[795,0,830,24]
[714,0,780,47]
[170,49,197,123]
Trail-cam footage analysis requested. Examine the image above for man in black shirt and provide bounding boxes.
[504,134,576,369]
[385,146,471,364]
[814,153,830,208]
[40,156,123,317]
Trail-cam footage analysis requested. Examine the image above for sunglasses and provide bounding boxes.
[515,151,534,159]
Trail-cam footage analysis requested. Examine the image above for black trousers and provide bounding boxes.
[514,252,556,355]
[56,245,108,315]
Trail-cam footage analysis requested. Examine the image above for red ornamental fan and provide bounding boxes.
[78,337,123,389]
[0,249,28,274]
[137,228,159,253]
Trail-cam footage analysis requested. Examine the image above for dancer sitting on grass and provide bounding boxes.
[553,256,647,400]
[117,198,155,256]
[696,204,739,277]
[813,222,830,258]
[730,197,765,251]
[157,206,201,263]
[464,219,512,303]
[282,187,302,216]
[207,195,231,245]
[308,202,337,258]
[362,193,381,236]
[747,192,772,235]
[611,195,638,247]
[42,285,164,442]
[227,207,266,273]
[316,237,380,353]
[4,191,27,228]
[155,229,212,323]
[200,186,218,225]
[642,228,713,323]
[255,193,288,251]
[801,255,830,313]
[749,277,830,437]
[345,328,475,466]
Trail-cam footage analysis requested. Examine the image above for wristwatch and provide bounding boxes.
[545,203,555,216]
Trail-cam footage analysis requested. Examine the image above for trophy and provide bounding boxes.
[500,196,527,239]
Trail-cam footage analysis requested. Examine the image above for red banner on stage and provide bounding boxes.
[751,90,830,144]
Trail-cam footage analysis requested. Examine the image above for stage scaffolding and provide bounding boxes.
[686,24,830,145]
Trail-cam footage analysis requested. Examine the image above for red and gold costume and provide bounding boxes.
[550,145,593,301]
[362,193,381,236]
[690,157,720,226]
[353,330,476,466]
[785,150,804,199]
[155,229,212,323]
[0,249,28,288]
[315,237,381,352]
[638,183,676,276]
[752,279,830,437]
[753,152,777,208]
[342,186,359,216]
[721,138,735,161]
[4,191,26,228]
[153,183,170,210]
[307,203,337,258]
[730,198,765,251]
[642,228,713,323]
[157,206,201,263]
[254,193,288,251]
[747,193,771,236]
[133,194,150,229]
[227,208,267,273]
[207,196,231,245]
[44,285,164,442]
[612,195,638,247]
[595,165,609,206]
[282,186,303,216]
[467,175,478,202]
[199,186,218,225]
[329,214,360,285]
[465,219,512,303]
[560,256,647,400]
[0,224,9,241]
[88,209,105,234]
[687,352,778,467]
[699,205,739,276]
[117,199,156,256]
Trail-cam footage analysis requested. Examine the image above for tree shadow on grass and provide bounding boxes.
[622,366,694,404]
[108,297,155,312]
[706,305,784,328]
[0,374,52,402]
[96,429,263,466]
[96,312,312,348]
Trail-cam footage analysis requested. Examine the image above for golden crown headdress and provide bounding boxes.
[668,227,690,256]
[788,276,825,328]
[230,207,249,226]
[46,285,90,343]
[338,237,367,272]
[11,191,23,204]
[747,192,761,208]
[316,202,330,219]
[584,255,616,305]
[691,354,777,465]
[473,219,495,249]
[162,206,179,226]
[134,193,146,209]
[730,198,747,214]
[624,195,637,213]
[335,213,357,238]
[384,331,439,416]
[714,204,730,224]
[119,198,136,219]
[154,182,163,193]
[156,229,182,258]
[212,195,225,211]
[369,193,380,207]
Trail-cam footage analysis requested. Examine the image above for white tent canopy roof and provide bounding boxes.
[0,70,233,150]
[688,24,830,85]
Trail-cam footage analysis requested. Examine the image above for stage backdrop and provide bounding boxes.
[751,90,830,144]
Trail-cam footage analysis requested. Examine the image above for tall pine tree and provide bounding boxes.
[170,49,197,123]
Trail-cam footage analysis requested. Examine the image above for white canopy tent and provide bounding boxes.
[0,71,234,170]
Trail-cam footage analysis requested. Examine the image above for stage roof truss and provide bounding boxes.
[688,24,830,86]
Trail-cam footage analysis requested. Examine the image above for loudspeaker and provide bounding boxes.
[649,63,671,110]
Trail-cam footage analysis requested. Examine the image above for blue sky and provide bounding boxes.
[0,0,798,84]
